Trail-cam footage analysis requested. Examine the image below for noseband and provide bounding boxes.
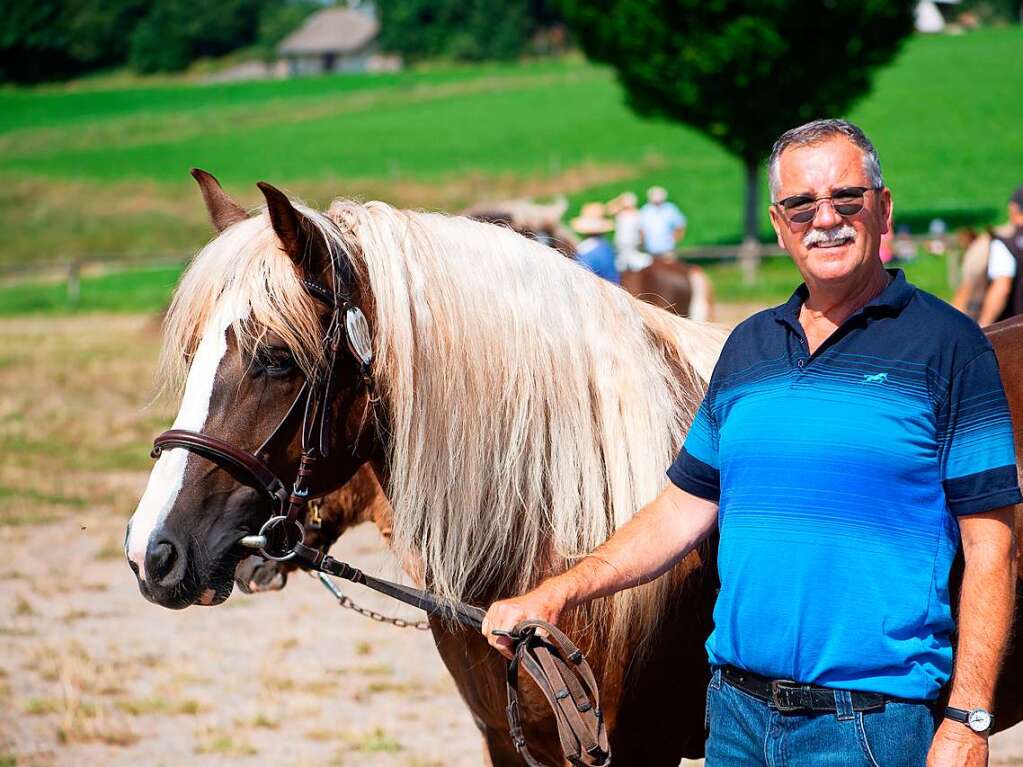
[151,250,374,562]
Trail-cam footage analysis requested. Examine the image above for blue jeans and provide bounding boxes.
[704,668,938,766]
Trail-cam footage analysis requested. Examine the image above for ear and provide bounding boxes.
[768,205,786,250]
[191,168,247,232]
[256,181,332,281]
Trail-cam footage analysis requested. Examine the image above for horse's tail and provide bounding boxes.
[687,265,715,323]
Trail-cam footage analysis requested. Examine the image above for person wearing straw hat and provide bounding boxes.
[571,202,620,284]
[608,191,651,273]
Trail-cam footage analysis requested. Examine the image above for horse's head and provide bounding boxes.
[126,171,378,609]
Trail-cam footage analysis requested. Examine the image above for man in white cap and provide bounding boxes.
[571,202,620,284]
[640,185,687,257]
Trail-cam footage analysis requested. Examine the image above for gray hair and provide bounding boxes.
[768,119,884,201]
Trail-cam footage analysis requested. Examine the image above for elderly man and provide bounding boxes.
[483,119,1020,766]
[978,186,1023,326]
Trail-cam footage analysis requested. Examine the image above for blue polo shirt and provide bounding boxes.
[668,270,1021,700]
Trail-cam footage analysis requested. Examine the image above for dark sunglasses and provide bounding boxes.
[774,186,882,224]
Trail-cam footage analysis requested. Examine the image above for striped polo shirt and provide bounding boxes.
[669,269,1021,700]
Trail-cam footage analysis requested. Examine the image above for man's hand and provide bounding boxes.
[927,719,988,767]
[482,583,569,659]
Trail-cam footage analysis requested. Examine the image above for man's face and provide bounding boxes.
[1010,201,1023,227]
[769,136,892,286]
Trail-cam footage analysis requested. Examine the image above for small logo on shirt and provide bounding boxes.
[862,372,888,384]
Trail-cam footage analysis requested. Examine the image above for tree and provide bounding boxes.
[377,0,564,62]
[557,1,915,273]
[129,0,272,73]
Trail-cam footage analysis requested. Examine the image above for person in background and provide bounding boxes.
[570,202,619,284]
[607,192,649,272]
[978,186,1023,325]
[639,185,686,257]
[951,227,994,320]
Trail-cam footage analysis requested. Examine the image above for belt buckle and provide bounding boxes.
[770,679,801,712]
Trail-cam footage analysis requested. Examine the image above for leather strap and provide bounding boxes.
[721,666,898,713]
[153,430,288,509]
[290,544,610,766]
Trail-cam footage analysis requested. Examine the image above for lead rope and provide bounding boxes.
[292,543,611,767]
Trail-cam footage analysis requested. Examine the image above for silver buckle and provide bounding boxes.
[770,679,801,711]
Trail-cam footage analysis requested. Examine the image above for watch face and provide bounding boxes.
[968,709,992,732]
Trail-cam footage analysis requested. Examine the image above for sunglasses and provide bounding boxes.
[773,186,882,224]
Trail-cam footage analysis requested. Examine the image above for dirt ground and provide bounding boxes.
[2,311,1023,767]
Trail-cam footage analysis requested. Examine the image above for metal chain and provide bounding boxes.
[313,571,432,631]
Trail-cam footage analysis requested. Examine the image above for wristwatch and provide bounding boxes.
[944,706,994,733]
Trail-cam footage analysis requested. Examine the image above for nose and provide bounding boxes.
[812,199,841,229]
[145,534,185,587]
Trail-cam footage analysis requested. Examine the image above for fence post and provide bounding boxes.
[67,261,81,307]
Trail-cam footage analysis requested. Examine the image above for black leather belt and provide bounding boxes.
[720,666,913,714]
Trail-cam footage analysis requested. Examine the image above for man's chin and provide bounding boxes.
[802,245,863,282]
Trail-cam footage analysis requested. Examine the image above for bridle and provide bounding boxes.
[147,234,611,767]
[151,243,374,563]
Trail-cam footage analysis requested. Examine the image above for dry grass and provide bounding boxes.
[193,726,258,756]
[115,697,205,717]
[338,726,403,754]
[19,640,136,746]
[0,315,171,530]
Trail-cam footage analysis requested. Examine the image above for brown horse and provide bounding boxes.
[983,314,1023,730]
[619,258,715,322]
[125,170,727,765]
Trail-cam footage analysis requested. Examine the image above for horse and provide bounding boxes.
[619,258,715,322]
[125,169,728,765]
[462,197,578,258]
[983,314,1023,730]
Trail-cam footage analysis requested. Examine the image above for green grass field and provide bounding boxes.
[2,27,1021,273]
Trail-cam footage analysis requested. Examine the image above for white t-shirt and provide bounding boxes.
[987,239,1016,280]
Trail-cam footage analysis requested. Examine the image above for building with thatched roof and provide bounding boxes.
[278,5,396,76]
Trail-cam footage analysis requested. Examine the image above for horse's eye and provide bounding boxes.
[255,346,296,378]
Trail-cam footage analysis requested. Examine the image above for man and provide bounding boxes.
[978,186,1023,326]
[639,185,687,256]
[484,119,1020,766]
[571,201,620,284]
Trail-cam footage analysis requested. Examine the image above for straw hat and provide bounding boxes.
[606,192,638,215]
[571,202,614,235]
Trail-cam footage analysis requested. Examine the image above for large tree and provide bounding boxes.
[558,1,915,263]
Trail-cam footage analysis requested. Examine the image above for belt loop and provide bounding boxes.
[709,667,722,691]
[834,689,855,721]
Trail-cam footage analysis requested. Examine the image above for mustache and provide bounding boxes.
[803,225,856,248]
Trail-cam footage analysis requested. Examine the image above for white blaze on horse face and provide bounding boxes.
[126,302,247,581]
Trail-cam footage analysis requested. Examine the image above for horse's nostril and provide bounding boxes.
[146,539,180,585]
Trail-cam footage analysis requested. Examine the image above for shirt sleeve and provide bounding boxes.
[939,349,1022,515]
[667,396,721,502]
[987,239,1016,280]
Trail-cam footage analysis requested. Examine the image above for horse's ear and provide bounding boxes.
[256,181,329,278]
[191,168,247,232]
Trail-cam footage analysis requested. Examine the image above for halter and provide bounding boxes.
[148,235,611,767]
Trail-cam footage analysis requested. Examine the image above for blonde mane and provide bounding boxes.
[160,198,727,653]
